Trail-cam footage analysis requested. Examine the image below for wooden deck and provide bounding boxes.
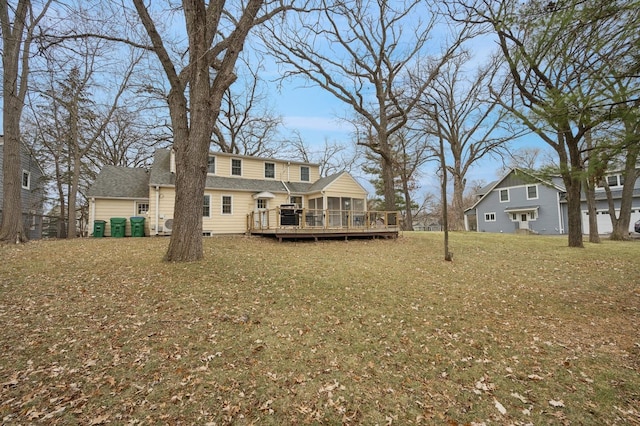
[247,209,400,241]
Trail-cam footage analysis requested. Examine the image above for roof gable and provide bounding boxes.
[465,168,565,212]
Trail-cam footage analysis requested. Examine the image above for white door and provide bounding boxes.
[255,199,268,228]
[518,213,529,230]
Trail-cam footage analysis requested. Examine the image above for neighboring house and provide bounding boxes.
[464,168,566,235]
[0,135,45,240]
[581,171,640,235]
[464,167,640,235]
[87,148,370,237]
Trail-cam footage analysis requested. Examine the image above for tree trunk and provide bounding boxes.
[584,176,600,243]
[562,170,584,248]
[0,2,28,243]
[164,141,208,262]
[402,178,414,231]
[609,142,639,240]
[0,119,28,243]
[450,170,466,231]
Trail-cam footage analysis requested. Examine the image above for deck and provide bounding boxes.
[247,208,400,241]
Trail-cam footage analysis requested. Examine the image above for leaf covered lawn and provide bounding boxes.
[1,232,639,425]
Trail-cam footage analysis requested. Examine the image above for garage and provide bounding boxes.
[582,208,640,234]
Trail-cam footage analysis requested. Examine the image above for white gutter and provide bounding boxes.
[155,185,160,236]
[282,181,291,201]
[556,192,564,234]
[90,197,96,226]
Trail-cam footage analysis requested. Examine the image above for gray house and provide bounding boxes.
[465,168,566,234]
[465,167,640,235]
[0,136,46,239]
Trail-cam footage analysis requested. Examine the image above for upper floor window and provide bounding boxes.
[22,170,31,190]
[203,195,211,217]
[231,159,242,176]
[526,185,538,200]
[207,156,216,174]
[499,188,509,202]
[604,174,624,188]
[222,195,232,214]
[264,162,275,179]
[300,166,310,182]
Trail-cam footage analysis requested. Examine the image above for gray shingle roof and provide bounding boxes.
[87,165,150,198]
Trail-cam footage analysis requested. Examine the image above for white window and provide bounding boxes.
[207,156,216,174]
[264,162,275,179]
[203,195,211,217]
[485,212,496,222]
[526,185,538,200]
[499,189,509,202]
[598,174,625,188]
[300,166,310,182]
[22,170,31,190]
[256,199,267,209]
[231,159,242,176]
[222,195,232,214]
[136,202,149,215]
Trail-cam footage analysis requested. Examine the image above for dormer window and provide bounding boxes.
[300,166,310,182]
[264,162,275,179]
[231,159,242,176]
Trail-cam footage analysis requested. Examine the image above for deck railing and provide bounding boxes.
[247,208,400,232]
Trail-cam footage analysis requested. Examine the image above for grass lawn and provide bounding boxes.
[1,232,639,425]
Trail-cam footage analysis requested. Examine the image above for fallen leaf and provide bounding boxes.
[549,399,565,408]
[494,398,507,415]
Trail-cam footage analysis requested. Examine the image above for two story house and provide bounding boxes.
[464,168,567,235]
[87,148,372,237]
[464,167,640,235]
[0,136,46,240]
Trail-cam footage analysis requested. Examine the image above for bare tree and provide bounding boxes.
[0,0,52,243]
[415,53,519,230]
[264,0,474,211]
[284,131,359,177]
[213,56,284,157]
[131,0,297,261]
[29,33,142,238]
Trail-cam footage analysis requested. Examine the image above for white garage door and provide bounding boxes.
[582,209,640,234]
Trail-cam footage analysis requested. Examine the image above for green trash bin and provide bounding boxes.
[130,216,145,237]
[93,220,106,238]
[110,217,127,238]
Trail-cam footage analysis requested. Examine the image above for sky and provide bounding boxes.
[2,0,551,203]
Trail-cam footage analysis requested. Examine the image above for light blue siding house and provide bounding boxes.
[465,168,640,236]
[465,168,566,234]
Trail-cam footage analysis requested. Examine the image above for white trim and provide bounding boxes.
[203,194,212,218]
[207,155,216,175]
[21,170,31,190]
[484,212,496,222]
[264,161,276,179]
[526,184,538,200]
[221,195,233,215]
[300,165,310,182]
[499,188,509,203]
[231,158,242,176]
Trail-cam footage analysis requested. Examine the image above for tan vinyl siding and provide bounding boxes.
[209,152,319,183]
[147,187,176,234]
[92,198,150,236]
[323,174,367,199]
[202,191,291,234]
